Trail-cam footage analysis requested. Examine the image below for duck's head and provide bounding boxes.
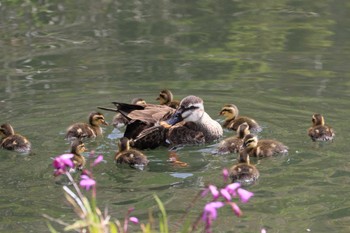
[71,140,87,155]
[312,113,325,126]
[218,104,239,120]
[237,123,250,138]
[165,95,204,125]
[0,123,15,137]
[118,137,131,152]
[156,89,174,105]
[242,134,258,149]
[131,98,147,105]
[89,112,108,126]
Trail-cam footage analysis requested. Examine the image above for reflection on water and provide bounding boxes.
[1,0,350,232]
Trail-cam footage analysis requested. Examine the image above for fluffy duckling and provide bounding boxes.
[308,113,335,141]
[219,104,261,133]
[217,123,250,154]
[156,89,180,109]
[112,98,147,128]
[0,123,31,153]
[115,137,149,168]
[229,153,259,184]
[70,140,87,170]
[66,112,108,140]
[239,134,288,158]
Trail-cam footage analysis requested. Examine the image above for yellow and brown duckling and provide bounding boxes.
[115,137,149,169]
[0,123,31,153]
[239,134,288,158]
[65,111,108,140]
[219,104,262,133]
[156,89,180,109]
[229,153,259,184]
[217,122,250,154]
[70,140,87,170]
[308,113,335,142]
[112,98,147,128]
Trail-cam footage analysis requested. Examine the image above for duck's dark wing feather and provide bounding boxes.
[131,125,169,149]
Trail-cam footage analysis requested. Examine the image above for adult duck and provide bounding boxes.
[133,95,223,149]
[112,98,146,128]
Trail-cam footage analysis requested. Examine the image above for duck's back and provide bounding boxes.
[229,163,259,183]
[308,125,334,141]
[217,136,242,154]
[1,134,31,153]
[66,123,96,140]
[254,139,288,157]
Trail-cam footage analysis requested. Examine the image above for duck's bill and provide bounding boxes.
[165,112,183,126]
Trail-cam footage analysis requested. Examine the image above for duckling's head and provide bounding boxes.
[118,137,131,152]
[219,104,239,120]
[312,113,325,126]
[89,112,108,126]
[237,122,250,138]
[70,140,87,155]
[131,98,147,105]
[242,134,258,149]
[0,123,15,137]
[156,89,174,105]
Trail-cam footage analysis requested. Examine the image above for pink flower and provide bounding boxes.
[222,168,229,182]
[93,155,103,166]
[202,201,224,221]
[202,201,225,232]
[225,183,241,197]
[229,202,242,217]
[220,188,231,201]
[237,188,254,203]
[52,154,74,176]
[129,216,139,224]
[79,174,96,190]
[261,229,267,233]
[208,185,219,199]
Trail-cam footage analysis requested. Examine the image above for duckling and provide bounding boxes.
[70,140,87,170]
[229,153,259,184]
[156,89,180,109]
[112,98,147,128]
[115,137,149,168]
[65,112,108,140]
[239,134,288,158]
[219,104,262,133]
[0,123,31,153]
[308,113,335,141]
[216,122,250,154]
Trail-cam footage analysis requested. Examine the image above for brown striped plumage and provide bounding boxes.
[219,104,262,133]
[65,112,108,140]
[308,114,335,142]
[0,123,31,153]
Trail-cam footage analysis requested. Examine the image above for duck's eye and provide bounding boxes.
[184,106,198,111]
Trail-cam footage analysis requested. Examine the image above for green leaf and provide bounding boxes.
[153,194,168,233]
